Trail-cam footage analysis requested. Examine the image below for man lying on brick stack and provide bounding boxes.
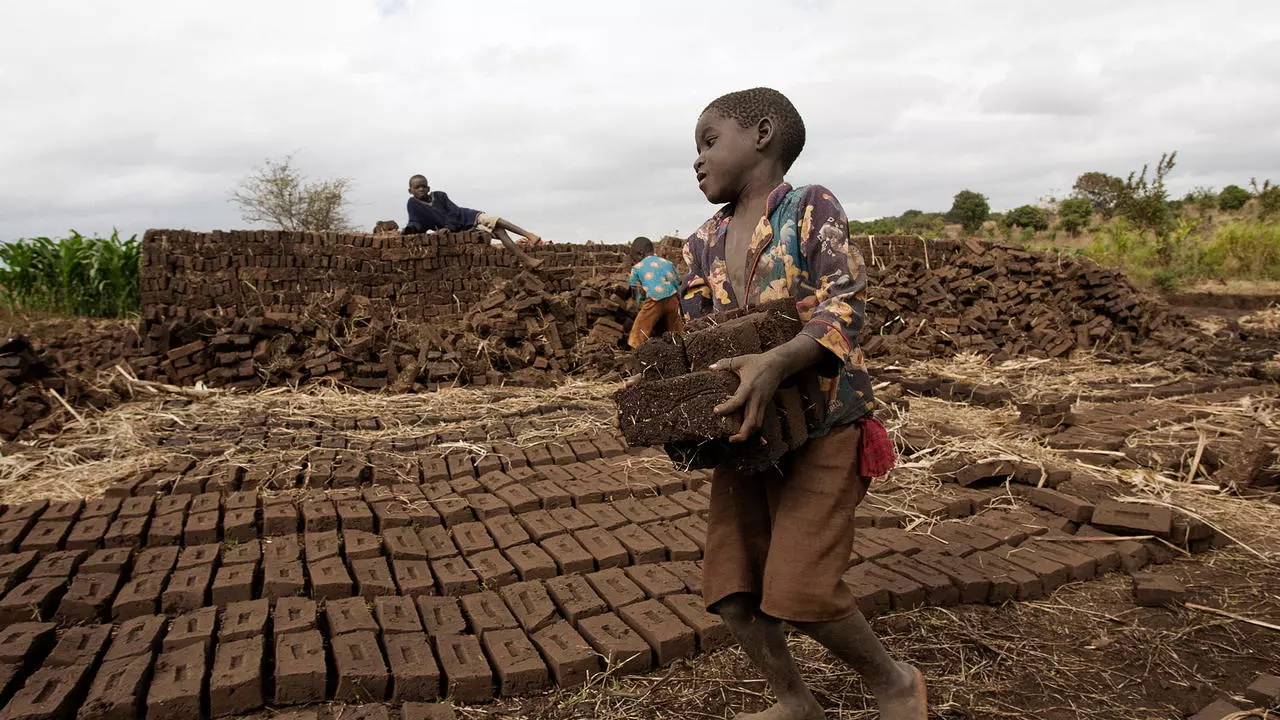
[618,88,925,720]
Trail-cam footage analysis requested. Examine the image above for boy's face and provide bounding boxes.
[694,110,762,204]
[409,177,431,201]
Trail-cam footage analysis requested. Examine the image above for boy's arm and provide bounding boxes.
[713,187,866,440]
[678,226,713,320]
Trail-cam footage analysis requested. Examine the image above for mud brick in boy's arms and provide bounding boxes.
[748,299,804,350]
[632,334,688,381]
[683,316,762,371]
[614,371,741,447]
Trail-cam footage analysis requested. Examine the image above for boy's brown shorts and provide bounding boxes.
[703,422,868,623]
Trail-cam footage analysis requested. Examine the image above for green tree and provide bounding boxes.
[1072,171,1127,217]
[1218,184,1252,211]
[947,190,990,234]
[1252,178,1280,219]
[1117,151,1177,239]
[1004,205,1049,231]
[1058,198,1093,235]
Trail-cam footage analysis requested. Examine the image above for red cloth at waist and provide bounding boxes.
[856,416,896,478]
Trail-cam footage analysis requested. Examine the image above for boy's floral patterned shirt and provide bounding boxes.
[679,182,876,435]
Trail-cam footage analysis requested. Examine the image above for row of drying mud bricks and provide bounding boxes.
[140,229,629,321]
[615,300,827,469]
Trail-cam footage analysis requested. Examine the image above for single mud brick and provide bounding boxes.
[528,621,598,689]
[152,494,188,517]
[672,515,708,551]
[558,478,605,507]
[46,623,111,667]
[330,630,389,701]
[0,551,38,584]
[617,598,695,667]
[460,591,519,637]
[1244,673,1280,709]
[384,631,441,702]
[490,485,537,515]
[262,560,304,599]
[913,551,992,604]
[542,576,605,627]
[262,503,299,536]
[615,371,741,446]
[300,499,337,533]
[1188,699,1244,720]
[481,514,530,551]
[1013,486,1094,524]
[523,444,553,468]
[209,636,264,718]
[451,522,495,556]
[1132,572,1186,607]
[372,501,413,531]
[20,520,70,553]
[274,630,327,705]
[431,557,478,596]
[272,597,316,641]
[432,497,474,527]
[342,529,383,561]
[684,315,762,371]
[494,581,556,634]
[1089,500,1173,538]
[78,653,150,720]
[611,498,659,526]
[142,513,182,547]
[29,550,86,580]
[481,627,548,697]
[307,556,354,601]
[524,481,569,511]
[574,527,629,569]
[662,594,730,652]
[1032,537,1105,580]
[545,507,594,535]
[566,440,600,464]
[468,549,518,589]
[406,502,442,529]
[38,500,81,524]
[403,704,456,720]
[850,534,893,564]
[163,606,217,655]
[929,523,1003,555]
[476,471,515,494]
[445,454,475,482]
[421,458,449,484]
[967,550,1043,601]
[304,530,340,561]
[366,597,417,636]
[352,556,398,599]
[495,543,551,582]
[63,515,109,552]
[967,514,1030,546]
[221,539,261,566]
[337,499,375,532]
[612,524,666,565]
[210,563,256,606]
[434,633,493,703]
[839,562,892,616]
[79,496,122,521]
[857,562,927,611]
[384,526,428,560]
[100,515,148,549]
[996,546,1070,592]
[175,543,219,570]
[461,494,506,521]
[185,492,218,515]
[641,495,689,523]
[389,558,434,597]
[218,508,255,543]
[110,573,166,623]
[2,664,90,720]
[412,596,463,636]
[580,502,628,531]
[417,525,459,560]
[585,568,647,612]
[624,564,686,599]
[146,642,206,720]
[517,510,564,542]
[662,560,704,595]
[0,578,65,625]
[55,571,121,623]
[214,598,267,644]
[0,622,55,663]
[578,611,652,673]
[448,476,482,498]
[180,509,219,545]
[161,564,212,614]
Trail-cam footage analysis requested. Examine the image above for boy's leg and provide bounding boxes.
[717,594,823,720]
[490,226,543,269]
[494,217,541,244]
[791,614,926,720]
[659,295,685,334]
[628,299,661,349]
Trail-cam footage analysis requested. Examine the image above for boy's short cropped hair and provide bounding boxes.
[703,87,806,171]
[631,236,654,256]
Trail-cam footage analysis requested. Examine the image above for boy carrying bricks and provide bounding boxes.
[681,88,925,719]
[403,173,544,268]
[626,236,684,349]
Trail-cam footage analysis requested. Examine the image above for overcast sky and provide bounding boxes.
[2,1,1278,244]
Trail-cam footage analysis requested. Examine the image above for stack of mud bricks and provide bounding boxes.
[140,229,629,327]
[615,299,828,471]
[848,234,1180,360]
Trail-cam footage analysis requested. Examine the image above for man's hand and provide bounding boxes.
[711,335,828,442]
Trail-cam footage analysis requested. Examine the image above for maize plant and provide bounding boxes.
[0,230,140,317]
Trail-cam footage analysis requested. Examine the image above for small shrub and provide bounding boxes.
[1151,267,1183,293]
[1058,198,1093,235]
[1004,205,1050,231]
[1218,184,1251,211]
[947,190,990,235]
[1201,221,1280,280]
[1252,178,1280,219]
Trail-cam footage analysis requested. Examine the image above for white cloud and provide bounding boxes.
[1,0,1278,242]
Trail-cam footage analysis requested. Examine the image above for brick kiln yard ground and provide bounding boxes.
[0,335,1277,719]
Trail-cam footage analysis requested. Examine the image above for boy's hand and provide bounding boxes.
[710,353,787,442]
[711,336,829,442]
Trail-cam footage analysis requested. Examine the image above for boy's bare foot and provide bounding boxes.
[877,663,927,720]
[734,697,824,720]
